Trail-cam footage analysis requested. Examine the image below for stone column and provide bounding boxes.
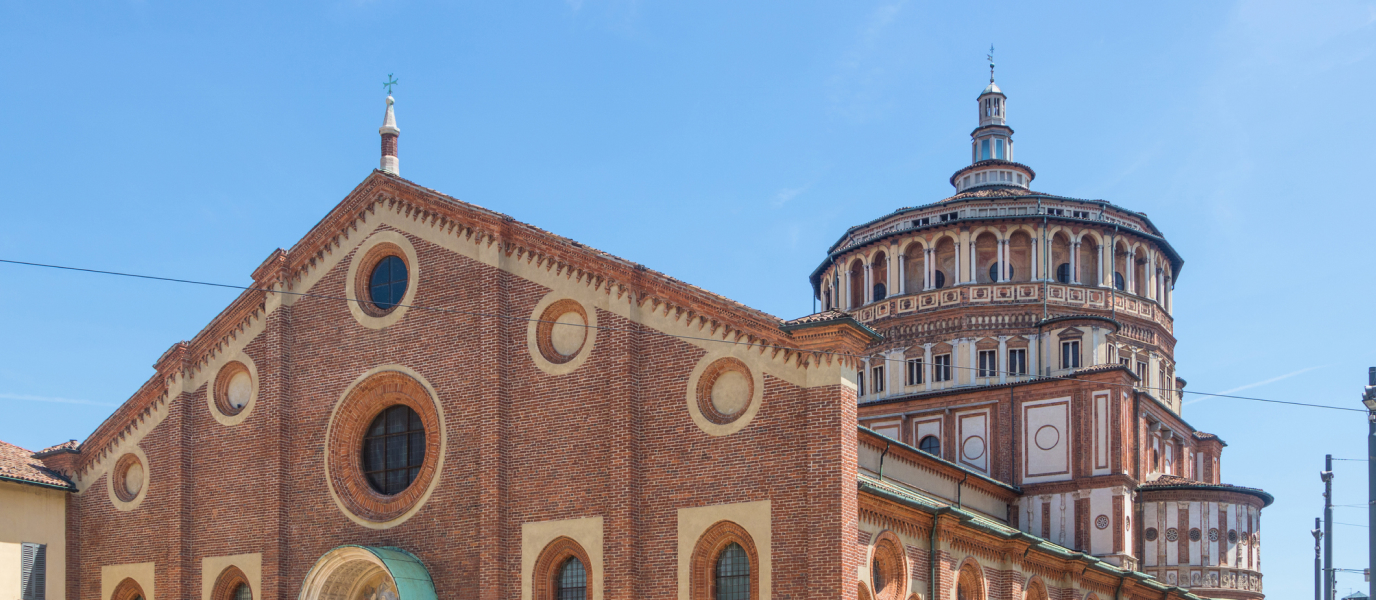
[1031,238,1040,281]
[969,239,978,284]
[1127,250,1136,293]
[1099,243,1110,288]
[967,340,977,386]
[1001,239,1010,281]
[1028,334,1039,377]
[954,242,963,285]
[998,336,1008,384]
[864,263,872,305]
[1071,240,1081,284]
[926,247,935,290]
[923,343,933,392]
[898,254,906,295]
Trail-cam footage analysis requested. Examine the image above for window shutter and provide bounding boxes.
[21,543,46,600]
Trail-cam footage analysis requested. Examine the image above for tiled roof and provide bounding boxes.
[779,310,882,340]
[0,440,74,490]
[1138,475,1272,506]
[34,439,80,456]
[782,309,852,326]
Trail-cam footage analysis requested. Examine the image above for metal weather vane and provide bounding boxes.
[383,74,399,96]
[987,45,995,82]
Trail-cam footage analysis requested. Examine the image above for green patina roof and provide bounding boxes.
[348,546,438,600]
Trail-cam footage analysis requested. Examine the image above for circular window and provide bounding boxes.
[1189,528,1201,542]
[1095,515,1109,530]
[214,361,254,416]
[1165,528,1179,542]
[1228,529,1238,544]
[326,369,444,526]
[1144,527,1158,542]
[1209,528,1219,542]
[697,358,754,425]
[536,299,590,364]
[362,405,426,495]
[988,263,1014,282]
[1113,272,1126,291]
[346,231,420,329]
[918,435,940,456]
[933,271,946,289]
[368,255,408,312]
[1056,263,1071,283]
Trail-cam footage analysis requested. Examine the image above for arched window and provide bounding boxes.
[1056,263,1071,283]
[533,537,593,600]
[873,283,887,302]
[368,255,409,310]
[556,557,587,600]
[849,260,865,309]
[210,565,250,600]
[956,561,985,600]
[919,435,940,456]
[715,543,750,600]
[362,405,426,495]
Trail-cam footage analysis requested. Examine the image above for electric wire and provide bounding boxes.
[0,257,1362,414]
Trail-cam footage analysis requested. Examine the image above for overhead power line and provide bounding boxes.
[0,257,1362,414]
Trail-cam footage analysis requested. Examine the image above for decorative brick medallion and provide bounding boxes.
[696,358,755,426]
[213,360,253,417]
[536,299,589,364]
[112,452,144,503]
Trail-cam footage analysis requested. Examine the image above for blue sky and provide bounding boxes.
[2,1,1374,596]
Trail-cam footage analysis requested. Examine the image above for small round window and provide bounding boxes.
[1113,272,1126,291]
[1056,263,1071,283]
[369,255,409,311]
[989,263,1014,282]
[362,405,426,495]
[918,435,940,456]
[933,271,946,289]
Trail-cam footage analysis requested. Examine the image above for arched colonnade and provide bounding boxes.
[821,226,1174,313]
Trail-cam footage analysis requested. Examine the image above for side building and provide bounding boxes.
[832,76,1271,599]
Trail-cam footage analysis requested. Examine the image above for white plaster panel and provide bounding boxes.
[1023,398,1070,482]
[956,409,989,473]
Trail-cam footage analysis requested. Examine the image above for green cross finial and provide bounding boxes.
[383,74,399,96]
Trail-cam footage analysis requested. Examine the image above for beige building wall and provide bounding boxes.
[0,480,67,600]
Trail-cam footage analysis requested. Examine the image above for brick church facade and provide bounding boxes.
[3,72,1268,600]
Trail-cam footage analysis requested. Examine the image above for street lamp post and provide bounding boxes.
[1361,366,1376,600]
[1315,517,1325,600]
[1325,456,1335,600]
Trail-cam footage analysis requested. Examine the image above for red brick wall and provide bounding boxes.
[68,227,857,600]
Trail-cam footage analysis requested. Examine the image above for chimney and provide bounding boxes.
[380,95,400,175]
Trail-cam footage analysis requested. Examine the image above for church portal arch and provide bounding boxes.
[298,546,437,600]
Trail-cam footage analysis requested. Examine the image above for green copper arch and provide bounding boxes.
[357,546,436,600]
[298,545,437,600]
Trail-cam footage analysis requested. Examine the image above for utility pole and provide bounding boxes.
[1314,517,1324,600]
[1324,454,1335,600]
[1361,366,1376,600]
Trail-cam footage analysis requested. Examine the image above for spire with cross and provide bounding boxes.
[379,75,401,176]
[383,73,398,96]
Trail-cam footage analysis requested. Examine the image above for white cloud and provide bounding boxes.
[0,393,117,407]
[1183,365,1326,405]
[771,184,812,208]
